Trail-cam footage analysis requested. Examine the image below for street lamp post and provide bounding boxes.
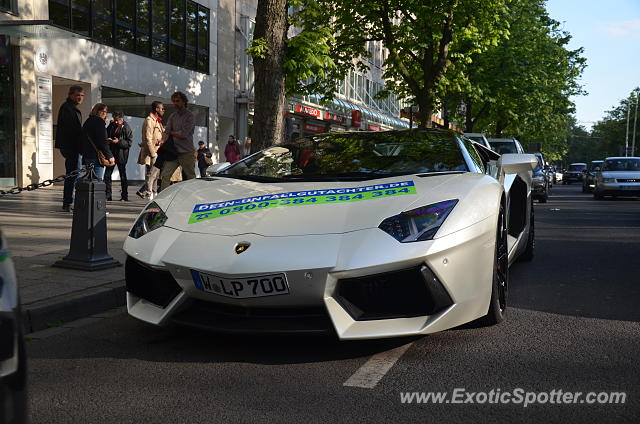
[625,99,631,157]
[632,94,639,157]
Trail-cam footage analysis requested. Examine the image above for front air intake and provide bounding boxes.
[334,265,453,321]
[125,257,182,308]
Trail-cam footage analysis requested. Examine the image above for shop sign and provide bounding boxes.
[303,123,325,133]
[295,104,322,119]
[324,112,345,124]
[351,110,362,127]
[36,75,53,164]
[367,124,382,131]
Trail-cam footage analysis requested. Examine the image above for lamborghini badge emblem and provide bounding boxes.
[235,242,251,254]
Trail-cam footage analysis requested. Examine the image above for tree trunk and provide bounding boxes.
[251,0,289,152]
[417,94,434,128]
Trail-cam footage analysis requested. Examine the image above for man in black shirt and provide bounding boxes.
[55,85,85,212]
[105,112,133,201]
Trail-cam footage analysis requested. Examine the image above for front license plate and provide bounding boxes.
[191,270,289,298]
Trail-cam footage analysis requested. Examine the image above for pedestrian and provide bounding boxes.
[159,91,196,191]
[81,103,115,179]
[196,141,213,177]
[55,85,85,212]
[136,101,165,199]
[243,137,252,157]
[224,135,241,163]
[104,112,133,201]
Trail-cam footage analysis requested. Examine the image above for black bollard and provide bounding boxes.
[54,164,121,271]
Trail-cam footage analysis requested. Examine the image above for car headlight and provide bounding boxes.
[379,200,458,243]
[129,202,168,239]
[602,178,616,183]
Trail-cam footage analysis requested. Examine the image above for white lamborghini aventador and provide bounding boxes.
[124,129,537,340]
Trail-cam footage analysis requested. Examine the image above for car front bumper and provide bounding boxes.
[595,182,640,196]
[123,216,497,340]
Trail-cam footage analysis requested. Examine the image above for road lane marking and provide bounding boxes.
[343,342,413,389]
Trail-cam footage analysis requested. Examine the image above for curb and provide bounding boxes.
[21,280,127,334]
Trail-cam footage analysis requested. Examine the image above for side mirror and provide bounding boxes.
[498,153,538,174]
[207,162,231,175]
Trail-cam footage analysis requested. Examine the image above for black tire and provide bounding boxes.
[582,184,587,193]
[562,181,567,185]
[594,192,603,200]
[478,204,509,326]
[519,199,535,262]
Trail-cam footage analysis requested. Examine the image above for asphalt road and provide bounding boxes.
[25,184,640,423]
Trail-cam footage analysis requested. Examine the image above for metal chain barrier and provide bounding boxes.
[0,165,88,198]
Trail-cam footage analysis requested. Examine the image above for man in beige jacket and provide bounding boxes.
[136,101,165,199]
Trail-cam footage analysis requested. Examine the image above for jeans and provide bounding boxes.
[82,157,106,180]
[104,162,129,199]
[60,149,82,206]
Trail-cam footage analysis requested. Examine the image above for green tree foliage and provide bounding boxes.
[459,0,586,159]
[588,90,640,160]
[312,0,511,128]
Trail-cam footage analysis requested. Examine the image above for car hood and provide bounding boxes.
[601,171,640,179]
[161,174,482,237]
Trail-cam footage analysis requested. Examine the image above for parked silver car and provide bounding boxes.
[593,157,640,199]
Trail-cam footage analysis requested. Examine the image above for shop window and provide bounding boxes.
[101,86,209,127]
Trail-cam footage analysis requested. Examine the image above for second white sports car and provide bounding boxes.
[124,130,537,339]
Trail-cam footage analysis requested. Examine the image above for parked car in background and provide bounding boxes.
[0,229,27,424]
[562,162,587,184]
[593,157,640,200]
[488,137,526,155]
[532,154,550,203]
[582,160,604,193]
[554,167,563,183]
[464,133,499,178]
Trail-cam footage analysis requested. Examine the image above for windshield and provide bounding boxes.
[588,161,603,171]
[218,131,468,181]
[568,164,587,171]
[489,141,518,154]
[602,158,640,171]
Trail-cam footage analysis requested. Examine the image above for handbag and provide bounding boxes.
[157,135,179,161]
[87,135,115,167]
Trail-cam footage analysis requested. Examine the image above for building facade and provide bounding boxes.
[1,0,217,186]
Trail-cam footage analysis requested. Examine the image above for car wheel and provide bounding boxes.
[582,184,587,193]
[519,199,535,262]
[593,192,603,200]
[478,204,508,326]
[539,192,548,203]
[562,181,567,185]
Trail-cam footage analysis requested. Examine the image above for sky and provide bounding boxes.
[546,0,640,130]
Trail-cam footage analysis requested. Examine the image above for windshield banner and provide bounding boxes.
[188,181,417,224]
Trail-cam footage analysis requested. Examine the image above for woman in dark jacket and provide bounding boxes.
[104,112,133,200]
[82,103,115,179]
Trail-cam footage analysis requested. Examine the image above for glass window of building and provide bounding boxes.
[47,0,210,73]
[0,0,12,11]
[0,35,16,185]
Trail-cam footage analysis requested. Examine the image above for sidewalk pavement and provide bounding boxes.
[0,183,147,333]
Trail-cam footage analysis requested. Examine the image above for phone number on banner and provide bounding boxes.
[188,185,417,224]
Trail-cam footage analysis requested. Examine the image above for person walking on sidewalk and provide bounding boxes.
[137,101,165,199]
[196,141,213,177]
[224,135,241,164]
[55,85,85,212]
[104,112,133,201]
[81,103,115,179]
[159,92,196,191]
